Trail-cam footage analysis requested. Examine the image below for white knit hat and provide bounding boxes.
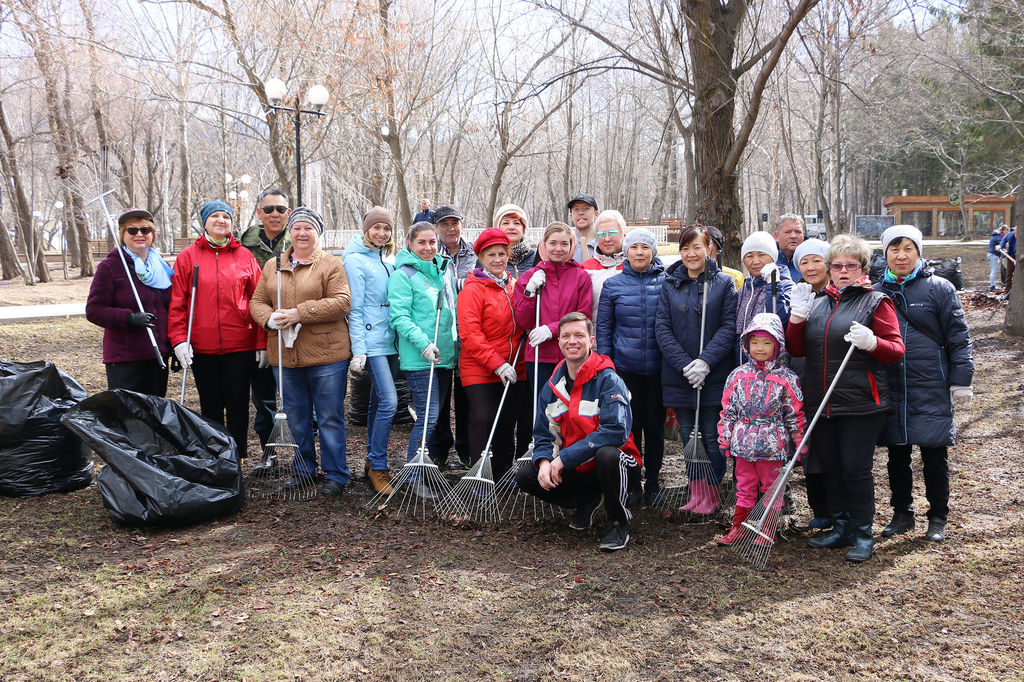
[492,203,529,231]
[741,231,778,261]
[793,238,830,266]
[881,224,923,255]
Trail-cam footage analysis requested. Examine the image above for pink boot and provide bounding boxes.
[678,480,705,512]
[692,481,720,515]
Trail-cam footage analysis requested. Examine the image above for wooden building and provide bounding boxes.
[882,194,1014,239]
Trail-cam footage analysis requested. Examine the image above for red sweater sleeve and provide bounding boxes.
[869,296,904,365]
[786,319,806,357]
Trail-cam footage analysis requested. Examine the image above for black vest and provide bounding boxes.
[803,286,889,417]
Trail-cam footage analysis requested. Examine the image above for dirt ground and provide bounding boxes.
[1,245,1022,681]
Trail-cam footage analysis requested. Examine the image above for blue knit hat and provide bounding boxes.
[200,200,233,228]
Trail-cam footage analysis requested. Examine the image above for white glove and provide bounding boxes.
[524,270,546,296]
[790,282,815,320]
[950,386,973,408]
[759,261,778,281]
[256,350,269,369]
[495,363,517,384]
[267,312,286,330]
[281,323,301,348]
[528,325,553,347]
[844,321,878,352]
[173,342,193,367]
[350,354,367,374]
[421,343,441,364]
[683,358,710,387]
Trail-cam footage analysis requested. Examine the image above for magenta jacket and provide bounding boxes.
[86,248,172,363]
[512,259,592,363]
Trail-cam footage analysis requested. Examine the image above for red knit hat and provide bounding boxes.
[473,227,510,255]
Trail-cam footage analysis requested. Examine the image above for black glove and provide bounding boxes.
[127,312,157,328]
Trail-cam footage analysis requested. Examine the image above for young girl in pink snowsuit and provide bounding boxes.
[717,312,806,545]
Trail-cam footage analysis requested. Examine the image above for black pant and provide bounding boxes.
[887,444,949,521]
[464,381,520,480]
[106,359,169,397]
[805,471,829,518]
[810,413,885,526]
[515,446,641,523]
[191,351,254,459]
[620,371,665,483]
[250,365,277,447]
[430,370,469,461]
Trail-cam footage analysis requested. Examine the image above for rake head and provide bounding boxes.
[366,447,457,520]
[495,449,563,522]
[246,443,318,501]
[660,432,722,521]
[439,453,500,524]
[266,411,297,448]
[728,464,791,568]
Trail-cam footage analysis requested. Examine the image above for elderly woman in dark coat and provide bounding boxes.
[874,225,973,543]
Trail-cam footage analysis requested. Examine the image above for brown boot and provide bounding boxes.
[367,468,394,495]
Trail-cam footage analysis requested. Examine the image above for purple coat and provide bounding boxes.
[512,259,592,363]
[86,248,172,363]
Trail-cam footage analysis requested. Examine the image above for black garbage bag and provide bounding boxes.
[928,256,963,290]
[869,248,887,284]
[0,360,93,497]
[60,390,243,526]
[347,369,414,427]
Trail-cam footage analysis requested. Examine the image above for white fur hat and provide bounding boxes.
[881,224,923,255]
[741,231,778,261]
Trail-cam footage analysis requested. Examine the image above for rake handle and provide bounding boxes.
[418,288,446,455]
[179,263,199,405]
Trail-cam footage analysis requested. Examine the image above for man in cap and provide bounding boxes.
[240,188,292,450]
[567,193,599,262]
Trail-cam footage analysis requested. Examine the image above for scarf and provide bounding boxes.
[824,273,873,298]
[482,268,508,288]
[204,232,229,248]
[883,260,923,286]
[509,240,532,265]
[123,246,173,290]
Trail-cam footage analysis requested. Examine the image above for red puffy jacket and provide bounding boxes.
[168,235,265,354]
[457,268,526,386]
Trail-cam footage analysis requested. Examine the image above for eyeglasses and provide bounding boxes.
[260,205,288,215]
[829,262,861,272]
[596,229,620,238]
[124,226,153,236]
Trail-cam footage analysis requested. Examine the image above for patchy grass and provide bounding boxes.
[0,253,1021,681]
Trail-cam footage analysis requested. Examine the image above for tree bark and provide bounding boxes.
[1003,170,1024,335]
[0,94,46,283]
[0,213,22,280]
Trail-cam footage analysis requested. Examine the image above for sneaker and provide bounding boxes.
[320,480,347,496]
[599,521,630,551]
[367,468,394,495]
[626,485,643,508]
[807,516,832,530]
[282,475,315,490]
[249,456,278,479]
[568,495,603,531]
[643,480,663,506]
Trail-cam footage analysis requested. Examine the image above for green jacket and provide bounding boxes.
[239,223,291,268]
[387,248,457,371]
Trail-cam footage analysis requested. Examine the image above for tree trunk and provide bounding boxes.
[649,117,675,227]
[0,94,46,283]
[177,94,192,238]
[1003,171,1024,335]
[0,213,22,280]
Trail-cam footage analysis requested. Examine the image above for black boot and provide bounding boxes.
[881,509,915,537]
[845,522,874,563]
[924,517,946,543]
[808,515,852,549]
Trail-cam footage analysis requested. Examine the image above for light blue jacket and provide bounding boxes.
[387,248,457,371]
[343,235,396,357]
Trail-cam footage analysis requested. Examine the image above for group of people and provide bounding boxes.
[86,197,974,558]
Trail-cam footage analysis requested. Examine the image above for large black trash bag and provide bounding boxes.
[346,369,414,426]
[869,248,887,284]
[60,390,243,526]
[0,360,93,497]
[928,256,963,290]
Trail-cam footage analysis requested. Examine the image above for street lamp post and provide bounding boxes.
[226,173,252,232]
[264,78,329,206]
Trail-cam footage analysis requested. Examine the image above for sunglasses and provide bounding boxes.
[124,226,153,236]
[829,262,861,272]
[260,205,288,215]
[596,229,621,238]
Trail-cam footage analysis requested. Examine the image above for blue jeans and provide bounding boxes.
[987,252,1000,288]
[365,354,399,470]
[405,367,451,463]
[281,360,349,484]
[675,405,726,484]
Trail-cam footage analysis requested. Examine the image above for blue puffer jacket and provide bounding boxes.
[875,266,973,447]
[595,260,665,376]
[656,258,738,409]
[343,235,396,357]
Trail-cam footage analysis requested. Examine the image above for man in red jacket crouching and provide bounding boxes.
[515,312,643,551]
